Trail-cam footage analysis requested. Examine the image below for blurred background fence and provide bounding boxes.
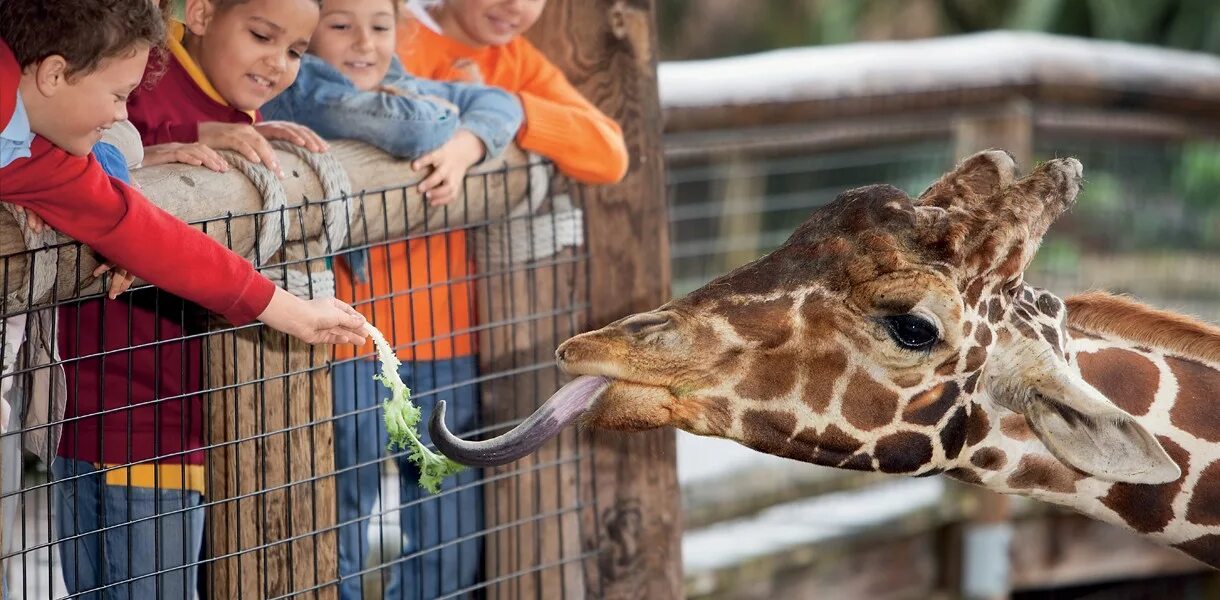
[662,31,1220,599]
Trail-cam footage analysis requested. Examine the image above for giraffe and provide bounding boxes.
[431,150,1220,568]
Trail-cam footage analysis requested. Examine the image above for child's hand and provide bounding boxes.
[258,287,367,345]
[12,206,49,234]
[92,263,135,299]
[412,130,486,205]
[143,142,229,173]
[198,122,291,178]
[452,58,484,84]
[254,121,329,155]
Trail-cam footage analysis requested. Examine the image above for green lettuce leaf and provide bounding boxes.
[366,324,466,494]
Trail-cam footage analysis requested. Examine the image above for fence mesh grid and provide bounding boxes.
[0,158,596,600]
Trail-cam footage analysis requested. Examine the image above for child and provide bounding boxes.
[399,0,629,185]
[261,0,523,597]
[129,0,328,177]
[51,0,333,598]
[0,1,367,597]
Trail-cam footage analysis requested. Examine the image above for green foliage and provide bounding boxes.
[657,0,1220,60]
[1176,142,1220,210]
[367,325,465,495]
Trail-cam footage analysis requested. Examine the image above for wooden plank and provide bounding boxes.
[526,1,683,598]
[476,244,587,600]
[204,300,337,599]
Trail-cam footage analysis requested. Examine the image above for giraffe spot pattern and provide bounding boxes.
[974,325,992,347]
[800,350,848,413]
[875,431,934,473]
[840,453,873,471]
[970,447,1007,471]
[1035,293,1061,316]
[963,346,987,372]
[739,409,798,457]
[718,296,795,349]
[965,403,990,445]
[999,414,1034,440]
[963,321,974,338]
[1040,324,1062,357]
[965,278,986,308]
[940,406,969,460]
[987,298,1004,324]
[696,396,735,435]
[1186,458,1220,526]
[935,354,960,376]
[841,369,899,431]
[1076,348,1159,417]
[1167,356,1220,443]
[962,371,981,394]
[1006,455,1084,494]
[735,351,798,402]
[903,381,960,426]
[945,468,983,485]
[1174,535,1220,568]
[1100,436,1189,533]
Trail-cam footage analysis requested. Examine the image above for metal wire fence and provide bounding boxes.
[0,157,596,600]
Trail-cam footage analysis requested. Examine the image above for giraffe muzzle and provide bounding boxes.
[429,375,611,467]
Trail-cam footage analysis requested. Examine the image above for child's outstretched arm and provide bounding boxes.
[1,138,365,344]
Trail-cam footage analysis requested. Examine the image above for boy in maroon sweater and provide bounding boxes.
[0,1,367,596]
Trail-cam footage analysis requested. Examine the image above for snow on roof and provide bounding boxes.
[659,31,1220,108]
[682,477,945,573]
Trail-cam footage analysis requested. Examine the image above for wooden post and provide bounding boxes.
[527,1,683,599]
[950,97,1033,600]
[204,261,338,599]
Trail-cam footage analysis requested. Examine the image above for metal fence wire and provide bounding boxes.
[0,157,597,600]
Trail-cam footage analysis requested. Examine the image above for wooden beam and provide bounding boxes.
[527,1,683,598]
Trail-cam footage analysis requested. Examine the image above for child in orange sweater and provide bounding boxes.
[398,0,628,185]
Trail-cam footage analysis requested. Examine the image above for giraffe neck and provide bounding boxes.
[952,326,1220,565]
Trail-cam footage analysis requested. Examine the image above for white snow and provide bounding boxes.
[659,31,1220,108]
[682,477,945,573]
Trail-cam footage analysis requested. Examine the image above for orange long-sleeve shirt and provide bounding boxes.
[396,18,630,185]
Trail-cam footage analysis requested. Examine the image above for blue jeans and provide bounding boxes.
[332,356,483,600]
[51,458,204,600]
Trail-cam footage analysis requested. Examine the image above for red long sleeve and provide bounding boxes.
[0,137,275,324]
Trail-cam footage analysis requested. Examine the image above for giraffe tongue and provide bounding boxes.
[428,375,611,467]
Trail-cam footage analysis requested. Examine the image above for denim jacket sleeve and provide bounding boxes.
[383,60,524,161]
[264,55,522,160]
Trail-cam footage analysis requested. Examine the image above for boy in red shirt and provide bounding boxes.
[0,1,366,597]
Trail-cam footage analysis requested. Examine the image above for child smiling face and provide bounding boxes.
[183,0,320,111]
[309,0,396,91]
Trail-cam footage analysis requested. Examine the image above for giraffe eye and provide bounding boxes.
[882,314,939,351]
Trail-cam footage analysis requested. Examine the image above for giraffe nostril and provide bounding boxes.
[620,312,672,336]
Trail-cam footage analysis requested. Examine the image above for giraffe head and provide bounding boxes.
[434,151,1178,484]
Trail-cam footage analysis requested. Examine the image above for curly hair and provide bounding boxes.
[0,0,165,80]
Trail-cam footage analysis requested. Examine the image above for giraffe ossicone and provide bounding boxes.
[431,150,1220,568]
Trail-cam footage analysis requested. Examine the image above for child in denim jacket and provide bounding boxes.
[263,1,522,598]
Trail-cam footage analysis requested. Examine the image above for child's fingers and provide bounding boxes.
[411,152,438,173]
[418,167,448,193]
[91,263,112,278]
[248,136,284,177]
[198,145,229,172]
[24,210,45,234]
[107,269,134,299]
[261,124,307,148]
[427,181,456,205]
[296,126,329,153]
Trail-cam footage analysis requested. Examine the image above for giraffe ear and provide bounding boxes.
[917,149,1018,209]
[1022,369,1181,484]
